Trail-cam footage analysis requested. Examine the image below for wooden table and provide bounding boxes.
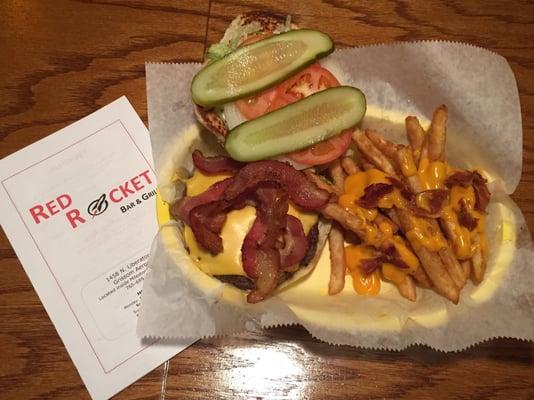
[1,1,533,399]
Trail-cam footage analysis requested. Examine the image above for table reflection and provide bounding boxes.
[218,343,310,398]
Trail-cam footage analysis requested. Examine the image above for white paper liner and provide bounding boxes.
[137,41,534,350]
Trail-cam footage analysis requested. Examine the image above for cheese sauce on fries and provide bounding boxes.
[321,104,491,303]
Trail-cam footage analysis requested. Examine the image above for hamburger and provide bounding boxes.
[166,12,368,303]
[191,11,366,168]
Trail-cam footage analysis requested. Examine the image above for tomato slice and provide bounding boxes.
[235,62,349,166]
[288,129,353,166]
[235,86,278,120]
[234,32,277,120]
[270,63,340,110]
[272,63,350,165]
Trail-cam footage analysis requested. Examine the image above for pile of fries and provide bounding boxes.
[306,105,490,303]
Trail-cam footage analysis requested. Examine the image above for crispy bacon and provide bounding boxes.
[387,177,414,201]
[192,149,243,174]
[413,189,449,216]
[223,160,330,210]
[458,199,478,231]
[176,159,324,303]
[241,184,291,303]
[172,178,233,225]
[360,246,409,275]
[247,248,280,303]
[241,217,282,303]
[357,183,394,208]
[254,184,288,247]
[189,201,227,255]
[242,215,308,275]
[360,258,382,275]
[445,170,490,211]
[279,216,308,270]
[242,217,266,279]
[445,171,474,187]
[426,189,449,213]
[382,245,410,269]
[473,171,490,211]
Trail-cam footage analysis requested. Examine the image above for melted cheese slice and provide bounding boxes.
[183,171,318,277]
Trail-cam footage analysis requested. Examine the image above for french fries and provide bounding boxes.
[470,235,486,284]
[353,130,398,177]
[341,156,359,175]
[329,159,346,194]
[321,203,378,242]
[395,208,459,303]
[427,105,447,162]
[306,104,491,304]
[395,275,416,302]
[328,223,346,295]
[304,170,341,196]
[405,116,425,165]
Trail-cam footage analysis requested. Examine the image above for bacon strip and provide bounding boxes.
[279,216,308,270]
[223,160,330,210]
[189,201,227,255]
[413,189,449,217]
[254,184,289,247]
[387,177,414,201]
[360,246,409,275]
[242,216,267,279]
[445,170,490,211]
[242,185,311,302]
[458,200,478,231]
[172,178,233,225]
[360,258,382,275]
[357,183,394,208]
[192,149,243,174]
[472,172,490,211]
[445,171,473,187]
[175,159,324,303]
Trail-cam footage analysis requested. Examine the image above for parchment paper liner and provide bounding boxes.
[138,42,534,351]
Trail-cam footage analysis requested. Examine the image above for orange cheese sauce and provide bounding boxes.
[338,162,488,297]
[443,183,487,259]
[342,168,406,213]
[344,245,381,295]
[405,217,447,252]
[398,149,418,177]
[417,157,448,190]
[340,170,422,296]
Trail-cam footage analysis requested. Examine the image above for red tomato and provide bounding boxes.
[234,32,277,120]
[269,63,340,111]
[235,86,278,120]
[235,63,350,166]
[288,129,353,166]
[270,64,350,165]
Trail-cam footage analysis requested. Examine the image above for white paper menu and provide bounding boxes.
[0,97,194,400]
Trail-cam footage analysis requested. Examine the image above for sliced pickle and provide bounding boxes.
[191,29,334,107]
[225,86,366,162]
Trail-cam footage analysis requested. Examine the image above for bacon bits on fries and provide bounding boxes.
[309,105,491,303]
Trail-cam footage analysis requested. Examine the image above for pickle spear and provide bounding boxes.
[225,86,366,162]
[191,29,334,107]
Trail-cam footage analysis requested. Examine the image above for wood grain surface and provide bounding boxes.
[1,1,533,399]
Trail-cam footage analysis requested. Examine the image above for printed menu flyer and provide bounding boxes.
[0,97,194,400]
